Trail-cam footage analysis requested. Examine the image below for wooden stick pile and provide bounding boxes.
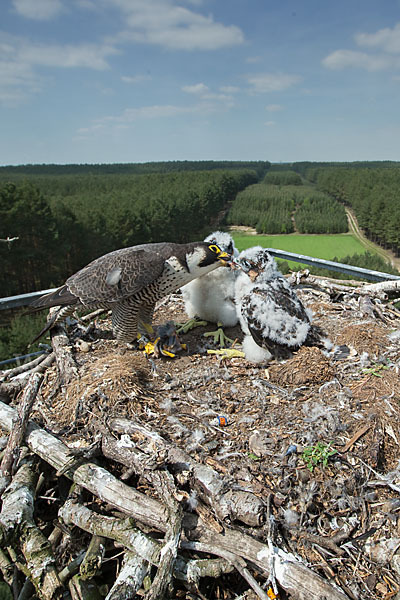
[1,276,400,599]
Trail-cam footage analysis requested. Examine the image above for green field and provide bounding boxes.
[231,233,367,259]
[231,232,373,272]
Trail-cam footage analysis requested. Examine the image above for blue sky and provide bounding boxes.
[1,0,400,165]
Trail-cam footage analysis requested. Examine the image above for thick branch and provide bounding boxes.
[0,458,62,599]
[0,352,52,381]
[59,499,188,581]
[0,401,349,600]
[49,308,79,386]
[0,372,43,496]
[106,418,266,526]
[105,551,149,600]
[145,470,183,600]
[0,354,55,403]
[79,535,106,580]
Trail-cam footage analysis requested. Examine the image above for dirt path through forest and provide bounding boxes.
[345,207,400,271]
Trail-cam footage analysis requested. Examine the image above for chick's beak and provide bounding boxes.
[249,269,259,282]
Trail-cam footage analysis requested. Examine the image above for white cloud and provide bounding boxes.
[0,59,40,104]
[202,92,234,105]
[77,91,235,137]
[182,82,234,106]
[103,104,198,123]
[74,0,97,9]
[12,0,64,20]
[355,23,400,54]
[0,33,119,105]
[121,74,152,84]
[265,104,283,111]
[182,82,209,94]
[246,73,301,94]
[322,49,400,71]
[18,42,118,70]
[77,104,197,135]
[107,0,244,51]
[322,22,400,72]
[265,121,275,126]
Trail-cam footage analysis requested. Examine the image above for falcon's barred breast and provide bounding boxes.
[30,241,231,344]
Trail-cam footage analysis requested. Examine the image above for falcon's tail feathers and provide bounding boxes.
[28,285,78,311]
[28,305,76,347]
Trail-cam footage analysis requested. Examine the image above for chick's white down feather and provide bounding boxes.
[181,231,239,326]
[235,246,312,363]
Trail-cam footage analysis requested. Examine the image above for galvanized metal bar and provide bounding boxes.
[0,288,56,310]
[0,351,46,367]
[266,249,400,282]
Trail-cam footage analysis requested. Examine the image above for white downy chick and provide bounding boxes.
[181,231,239,327]
[235,246,312,363]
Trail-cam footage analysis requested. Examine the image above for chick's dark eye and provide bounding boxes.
[241,259,252,270]
[208,244,220,253]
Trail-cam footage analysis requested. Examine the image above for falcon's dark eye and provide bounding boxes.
[208,244,221,254]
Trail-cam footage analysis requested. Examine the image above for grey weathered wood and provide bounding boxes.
[105,551,149,600]
[59,499,189,580]
[107,418,266,526]
[0,372,43,496]
[79,535,106,580]
[0,400,349,600]
[49,308,79,386]
[0,458,62,599]
[145,470,183,600]
[0,354,55,403]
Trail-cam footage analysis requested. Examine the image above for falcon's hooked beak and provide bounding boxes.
[216,250,232,266]
[216,249,230,262]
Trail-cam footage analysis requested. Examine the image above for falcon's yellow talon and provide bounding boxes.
[138,319,154,336]
[161,348,176,358]
[143,335,179,359]
[144,338,159,356]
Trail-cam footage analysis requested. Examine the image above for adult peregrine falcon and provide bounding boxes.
[180,231,239,344]
[29,241,231,344]
[235,246,312,362]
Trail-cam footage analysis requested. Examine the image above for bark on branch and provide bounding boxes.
[0,372,43,496]
[0,457,62,599]
[106,418,266,527]
[0,400,349,600]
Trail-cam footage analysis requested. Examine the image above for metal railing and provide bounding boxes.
[0,288,57,310]
[1,249,400,312]
[265,249,400,282]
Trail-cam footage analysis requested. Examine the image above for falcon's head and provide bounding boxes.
[185,242,231,275]
[236,247,279,282]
